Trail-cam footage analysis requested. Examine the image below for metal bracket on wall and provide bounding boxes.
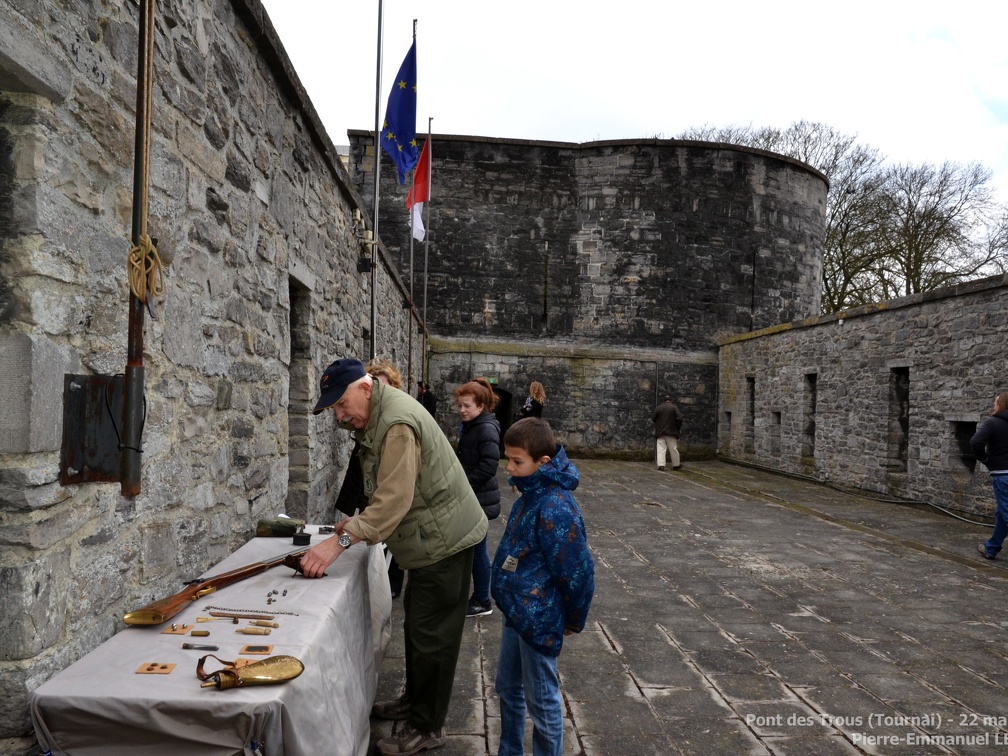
[60,374,124,485]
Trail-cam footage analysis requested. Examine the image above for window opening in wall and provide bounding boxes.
[770,411,782,457]
[951,421,978,473]
[286,277,312,518]
[745,376,755,454]
[802,373,817,460]
[886,367,910,472]
[721,411,732,453]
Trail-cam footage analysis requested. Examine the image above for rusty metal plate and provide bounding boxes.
[60,374,124,485]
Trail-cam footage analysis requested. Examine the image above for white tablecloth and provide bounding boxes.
[31,531,391,756]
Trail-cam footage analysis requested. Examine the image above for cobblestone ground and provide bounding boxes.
[370,460,1008,755]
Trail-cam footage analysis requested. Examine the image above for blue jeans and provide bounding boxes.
[984,475,1008,557]
[472,533,491,602]
[496,619,563,756]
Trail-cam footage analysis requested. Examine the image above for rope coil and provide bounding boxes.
[127,233,164,304]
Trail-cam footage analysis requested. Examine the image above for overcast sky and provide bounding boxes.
[260,0,1008,202]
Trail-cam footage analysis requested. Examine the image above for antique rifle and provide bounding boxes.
[123,547,309,626]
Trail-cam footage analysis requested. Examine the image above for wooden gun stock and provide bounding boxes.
[123,547,309,626]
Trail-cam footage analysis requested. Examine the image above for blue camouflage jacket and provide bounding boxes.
[491,445,594,657]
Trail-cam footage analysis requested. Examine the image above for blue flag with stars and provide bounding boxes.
[381,39,418,184]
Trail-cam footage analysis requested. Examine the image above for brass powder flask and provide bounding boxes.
[196,654,305,690]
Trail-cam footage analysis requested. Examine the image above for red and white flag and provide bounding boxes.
[407,138,430,242]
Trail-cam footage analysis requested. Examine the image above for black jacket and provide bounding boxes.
[652,401,683,438]
[458,411,501,519]
[421,390,438,417]
[515,396,543,420]
[971,410,1008,472]
[334,441,366,516]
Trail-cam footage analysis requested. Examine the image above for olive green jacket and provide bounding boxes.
[356,380,487,569]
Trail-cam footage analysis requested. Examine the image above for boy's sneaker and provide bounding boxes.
[465,596,492,617]
[377,724,444,755]
[372,692,410,720]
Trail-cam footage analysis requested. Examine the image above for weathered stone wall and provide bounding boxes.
[427,336,717,460]
[349,132,826,456]
[350,133,826,346]
[0,0,419,745]
[718,274,1008,517]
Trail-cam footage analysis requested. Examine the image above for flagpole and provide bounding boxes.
[369,0,384,360]
[421,117,432,381]
[407,163,416,389]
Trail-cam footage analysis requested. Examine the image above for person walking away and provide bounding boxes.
[514,381,546,420]
[454,378,502,617]
[492,418,594,756]
[300,358,488,755]
[652,395,683,470]
[973,390,1008,559]
[419,381,438,417]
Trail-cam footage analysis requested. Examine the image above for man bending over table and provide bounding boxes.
[300,358,487,756]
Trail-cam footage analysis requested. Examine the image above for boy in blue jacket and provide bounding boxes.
[491,418,594,756]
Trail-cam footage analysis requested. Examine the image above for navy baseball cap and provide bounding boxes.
[312,358,366,414]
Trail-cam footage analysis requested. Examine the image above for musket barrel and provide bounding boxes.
[122,547,308,626]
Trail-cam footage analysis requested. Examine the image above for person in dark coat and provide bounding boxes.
[652,394,684,470]
[973,390,1008,559]
[514,381,545,421]
[454,377,502,617]
[418,381,438,417]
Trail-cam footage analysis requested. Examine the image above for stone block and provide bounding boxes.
[285,487,308,521]
[0,663,31,738]
[139,522,177,583]
[0,333,79,453]
[0,549,69,660]
[0,6,71,101]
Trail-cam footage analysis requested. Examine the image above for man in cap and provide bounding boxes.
[299,358,487,755]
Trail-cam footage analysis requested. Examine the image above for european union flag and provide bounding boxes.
[381,39,418,184]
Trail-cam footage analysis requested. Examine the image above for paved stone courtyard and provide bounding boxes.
[370,459,1008,755]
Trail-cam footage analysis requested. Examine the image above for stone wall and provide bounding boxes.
[718,274,1008,517]
[351,133,827,346]
[0,0,420,745]
[426,336,717,460]
[349,132,827,456]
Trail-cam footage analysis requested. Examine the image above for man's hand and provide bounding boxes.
[299,535,344,578]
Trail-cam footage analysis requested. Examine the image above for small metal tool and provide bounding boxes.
[182,642,219,651]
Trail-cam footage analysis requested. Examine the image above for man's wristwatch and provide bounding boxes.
[338,532,352,549]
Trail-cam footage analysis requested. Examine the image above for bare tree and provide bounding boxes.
[875,161,998,296]
[821,149,887,311]
[680,123,761,147]
[978,204,1008,276]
